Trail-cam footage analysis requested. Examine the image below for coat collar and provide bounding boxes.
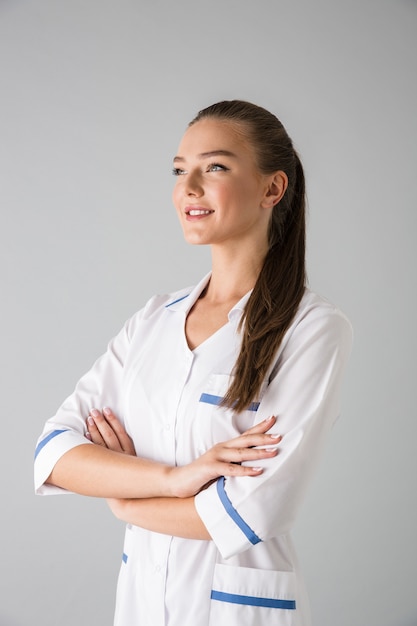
[165,272,252,320]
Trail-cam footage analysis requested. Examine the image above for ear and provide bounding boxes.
[261,171,288,208]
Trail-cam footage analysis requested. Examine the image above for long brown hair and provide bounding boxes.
[189,100,306,412]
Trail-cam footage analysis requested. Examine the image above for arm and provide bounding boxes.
[47,410,279,498]
[47,412,280,499]
[46,445,175,499]
[108,497,210,540]
[85,409,282,537]
[47,406,175,498]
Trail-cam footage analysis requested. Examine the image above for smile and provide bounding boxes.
[187,209,213,216]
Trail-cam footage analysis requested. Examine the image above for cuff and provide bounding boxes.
[34,429,93,495]
[194,477,262,559]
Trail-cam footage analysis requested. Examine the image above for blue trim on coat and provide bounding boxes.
[165,294,190,308]
[211,590,296,610]
[199,393,260,412]
[122,553,128,564]
[34,429,68,459]
[216,477,262,545]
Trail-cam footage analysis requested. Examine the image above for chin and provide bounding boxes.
[182,231,211,246]
[184,237,210,246]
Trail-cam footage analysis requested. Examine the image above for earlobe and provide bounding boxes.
[261,171,288,208]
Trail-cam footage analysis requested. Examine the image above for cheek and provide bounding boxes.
[214,183,234,206]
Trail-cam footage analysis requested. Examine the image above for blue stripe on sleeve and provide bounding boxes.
[199,393,260,412]
[216,477,262,545]
[34,429,68,459]
[211,590,296,610]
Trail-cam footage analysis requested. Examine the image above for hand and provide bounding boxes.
[168,416,282,498]
[86,407,136,456]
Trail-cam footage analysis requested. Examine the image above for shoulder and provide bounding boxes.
[298,288,351,326]
[284,288,353,352]
[142,285,194,317]
[123,284,194,337]
[267,289,353,383]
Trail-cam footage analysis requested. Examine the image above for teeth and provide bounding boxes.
[188,209,212,216]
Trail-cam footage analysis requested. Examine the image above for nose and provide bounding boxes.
[184,171,203,197]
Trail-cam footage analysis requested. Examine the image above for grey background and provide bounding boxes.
[1,1,416,625]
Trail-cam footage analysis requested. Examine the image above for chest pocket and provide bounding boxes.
[195,374,265,452]
[209,563,298,626]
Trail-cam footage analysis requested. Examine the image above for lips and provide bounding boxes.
[184,206,214,217]
[188,209,213,216]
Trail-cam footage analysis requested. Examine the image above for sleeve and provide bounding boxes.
[34,312,139,496]
[194,305,353,559]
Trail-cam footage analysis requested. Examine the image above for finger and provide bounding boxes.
[88,409,124,452]
[220,463,265,477]
[102,407,136,454]
[223,431,282,450]
[242,416,277,435]
[86,413,107,447]
[216,443,280,464]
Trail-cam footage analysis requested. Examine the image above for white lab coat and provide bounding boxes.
[34,273,352,626]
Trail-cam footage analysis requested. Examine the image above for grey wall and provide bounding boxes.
[1,1,416,625]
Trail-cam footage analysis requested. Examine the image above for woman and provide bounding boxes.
[35,100,352,625]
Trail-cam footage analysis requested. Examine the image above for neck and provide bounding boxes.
[205,241,267,304]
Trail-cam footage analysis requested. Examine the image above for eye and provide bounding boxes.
[207,163,229,172]
[172,167,186,176]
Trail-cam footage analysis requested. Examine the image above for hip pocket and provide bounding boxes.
[209,563,298,626]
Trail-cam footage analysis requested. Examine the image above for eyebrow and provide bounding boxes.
[173,149,238,163]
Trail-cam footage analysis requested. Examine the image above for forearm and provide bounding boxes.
[109,496,211,540]
[46,444,174,499]
[46,412,280,500]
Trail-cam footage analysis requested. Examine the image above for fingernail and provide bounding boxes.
[251,467,263,472]
[90,409,99,417]
[269,433,281,439]
[87,416,95,426]
[103,407,111,416]
[263,446,279,452]
[85,432,91,439]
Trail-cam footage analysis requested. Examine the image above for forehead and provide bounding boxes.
[176,118,254,159]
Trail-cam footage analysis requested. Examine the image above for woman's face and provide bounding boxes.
[172,119,277,250]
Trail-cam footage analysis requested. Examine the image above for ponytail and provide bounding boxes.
[224,152,305,411]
